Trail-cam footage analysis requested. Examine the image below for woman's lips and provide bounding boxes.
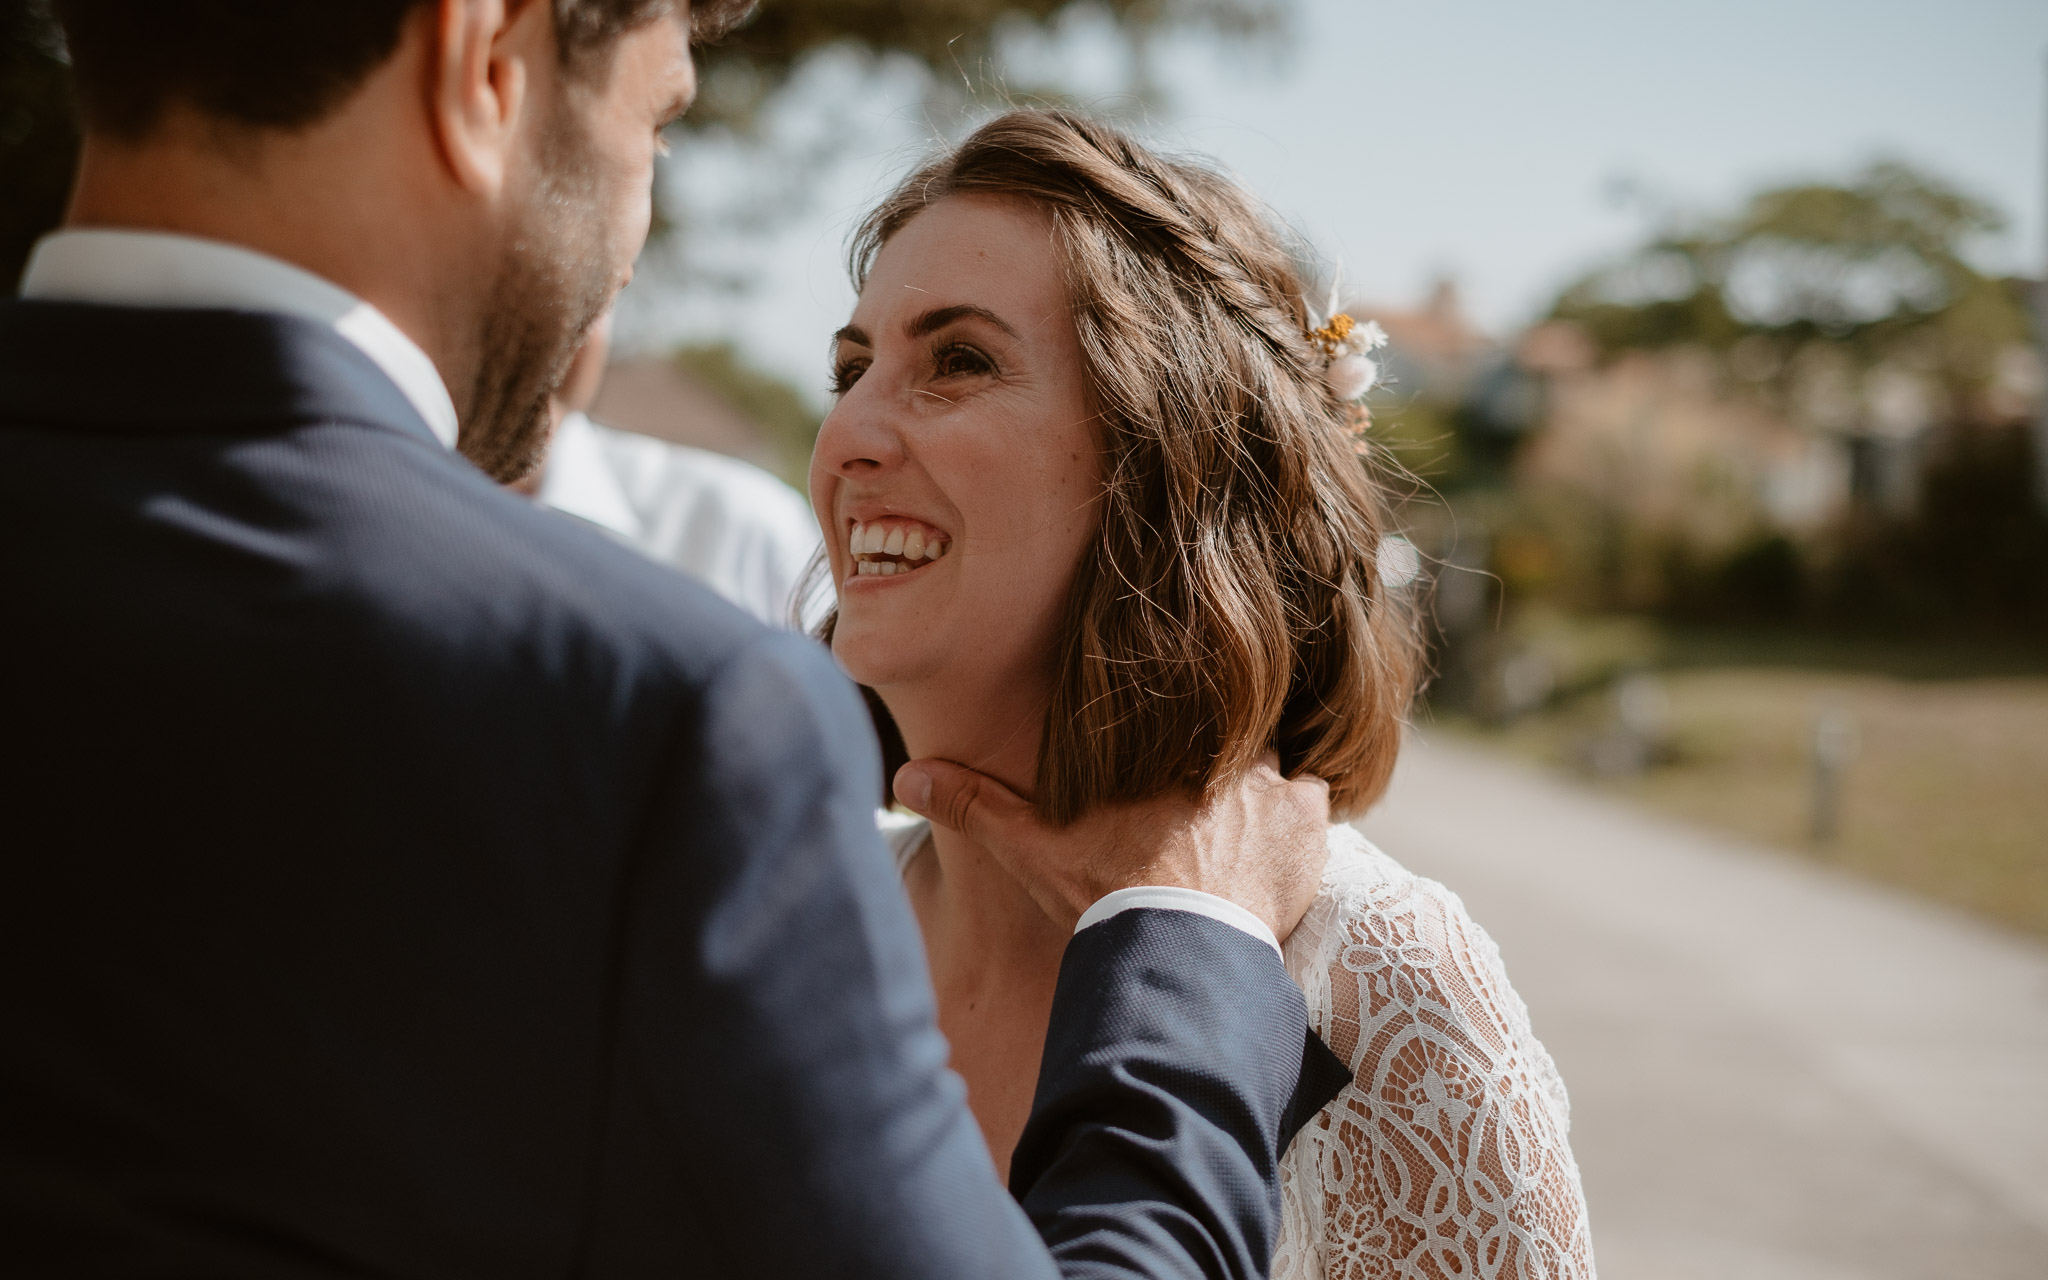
[847,518,949,579]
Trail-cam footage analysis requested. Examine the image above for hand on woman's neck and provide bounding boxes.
[881,678,1068,950]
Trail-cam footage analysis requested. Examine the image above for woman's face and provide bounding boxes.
[812,195,1102,704]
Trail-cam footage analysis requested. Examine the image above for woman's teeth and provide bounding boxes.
[849,519,948,578]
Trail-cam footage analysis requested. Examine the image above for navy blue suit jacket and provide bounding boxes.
[0,300,1347,1278]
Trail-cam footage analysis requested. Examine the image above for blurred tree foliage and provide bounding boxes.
[690,0,1280,131]
[1551,161,2032,415]
[1532,161,2047,635]
[0,0,1281,288]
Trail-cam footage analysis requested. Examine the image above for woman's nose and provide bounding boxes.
[813,379,904,478]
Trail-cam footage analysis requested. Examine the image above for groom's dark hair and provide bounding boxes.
[50,0,754,138]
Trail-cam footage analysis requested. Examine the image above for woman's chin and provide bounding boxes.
[830,630,945,692]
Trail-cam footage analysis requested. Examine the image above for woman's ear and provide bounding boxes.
[422,0,547,197]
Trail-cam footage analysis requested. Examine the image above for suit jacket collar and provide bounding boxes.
[0,300,446,450]
[19,230,460,449]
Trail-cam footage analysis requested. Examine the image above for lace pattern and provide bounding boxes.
[1276,826,1595,1279]
[879,815,1595,1277]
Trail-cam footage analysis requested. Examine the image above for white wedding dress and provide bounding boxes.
[882,817,1596,1280]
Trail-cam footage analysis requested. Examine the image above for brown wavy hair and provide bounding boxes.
[833,108,1421,824]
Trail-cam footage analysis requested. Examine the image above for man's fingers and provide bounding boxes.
[1285,772,1331,823]
[891,760,936,815]
[892,756,1336,939]
[893,758,1034,846]
[897,759,1091,930]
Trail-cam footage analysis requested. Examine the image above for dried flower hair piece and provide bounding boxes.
[1307,311,1388,403]
[1304,278,1388,453]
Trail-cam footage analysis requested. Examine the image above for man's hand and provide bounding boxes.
[892,754,1330,944]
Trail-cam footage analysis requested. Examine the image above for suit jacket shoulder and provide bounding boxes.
[0,299,1346,1280]
[0,301,837,1272]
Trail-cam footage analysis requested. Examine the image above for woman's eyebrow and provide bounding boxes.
[831,324,871,347]
[906,304,1019,340]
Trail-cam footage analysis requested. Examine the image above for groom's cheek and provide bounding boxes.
[604,19,693,249]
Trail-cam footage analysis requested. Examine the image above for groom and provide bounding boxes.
[0,2,1346,1276]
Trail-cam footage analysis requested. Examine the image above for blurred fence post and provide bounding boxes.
[1809,704,1858,847]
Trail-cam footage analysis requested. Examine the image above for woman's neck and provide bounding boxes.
[882,675,1070,1175]
[881,669,1042,799]
[880,675,1067,955]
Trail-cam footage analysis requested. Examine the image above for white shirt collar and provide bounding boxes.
[18,229,460,451]
[537,411,643,540]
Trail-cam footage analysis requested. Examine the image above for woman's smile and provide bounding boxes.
[845,516,950,582]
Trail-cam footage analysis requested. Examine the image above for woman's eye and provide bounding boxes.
[830,359,869,395]
[932,343,995,380]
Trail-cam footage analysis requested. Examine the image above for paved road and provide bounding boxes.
[1356,734,2048,1280]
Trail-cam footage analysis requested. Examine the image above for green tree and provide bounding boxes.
[1551,161,2032,414]
[691,0,1278,131]
[1543,162,2046,633]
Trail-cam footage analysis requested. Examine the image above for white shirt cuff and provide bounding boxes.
[1074,887,1283,958]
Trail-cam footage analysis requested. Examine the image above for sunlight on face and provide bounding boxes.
[810,195,1103,700]
[466,16,694,480]
[555,16,695,303]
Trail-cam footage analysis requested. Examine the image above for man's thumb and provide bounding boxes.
[894,758,1032,844]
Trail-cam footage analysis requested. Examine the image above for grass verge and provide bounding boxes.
[1435,621,2048,939]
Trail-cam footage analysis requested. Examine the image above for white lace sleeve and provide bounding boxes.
[1274,827,1595,1280]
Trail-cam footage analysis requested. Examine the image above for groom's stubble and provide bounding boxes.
[458,101,622,484]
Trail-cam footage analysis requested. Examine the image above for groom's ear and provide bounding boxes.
[423,0,552,197]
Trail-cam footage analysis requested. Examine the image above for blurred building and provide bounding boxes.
[1504,325,2042,537]
[1375,268,2047,661]
[1352,279,1494,399]
[1516,338,1848,542]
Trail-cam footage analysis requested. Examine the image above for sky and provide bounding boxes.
[620,0,2048,403]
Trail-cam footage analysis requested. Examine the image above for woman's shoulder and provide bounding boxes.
[1313,821,1412,892]
[1289,823,1459,964]
[1298,823,1492,956]
[1275,826,1592,1279]
[1290,824,1512,1008]
[1290,823,1572,1127]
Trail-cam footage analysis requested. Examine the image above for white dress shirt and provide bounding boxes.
[539,411,822,628]
[18,229,460,450]
[1074,886,1280,955]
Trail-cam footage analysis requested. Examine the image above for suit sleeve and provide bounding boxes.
[607,631,1344,1278]
[1013,911,1350,1279]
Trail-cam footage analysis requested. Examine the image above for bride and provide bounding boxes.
[808,109,1595,1279]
